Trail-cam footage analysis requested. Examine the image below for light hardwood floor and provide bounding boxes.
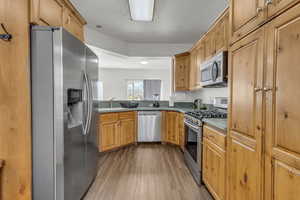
[84,144,213,200]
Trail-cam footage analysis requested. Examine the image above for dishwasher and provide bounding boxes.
[138,111,161,142]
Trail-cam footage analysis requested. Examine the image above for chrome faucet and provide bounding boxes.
[108,97,116,108]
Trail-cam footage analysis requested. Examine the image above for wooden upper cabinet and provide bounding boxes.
[266,0,300,18]
[204,32,215,60]
[215,12,229,53]
[30,0,86,41]
[174,52,190,91]
[63,7,84,41]
[229,0,266,43]
[264,4,300,200]
[189,49,199,90]
[228,27,264,200]
[31,0,64,26]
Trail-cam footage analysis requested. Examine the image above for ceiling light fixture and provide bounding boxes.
[128,0,155,22]
[141,61,148,65]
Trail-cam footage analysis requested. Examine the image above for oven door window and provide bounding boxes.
[185,126,199,162]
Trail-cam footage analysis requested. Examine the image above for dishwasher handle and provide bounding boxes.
[138,111,161,116]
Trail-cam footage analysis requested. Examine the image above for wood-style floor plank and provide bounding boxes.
[84,144,213,200]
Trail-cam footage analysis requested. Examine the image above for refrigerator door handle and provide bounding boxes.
[82,71,90,135]
[86,74,93,135]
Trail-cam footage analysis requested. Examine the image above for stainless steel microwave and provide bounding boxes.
[200,51,228,87]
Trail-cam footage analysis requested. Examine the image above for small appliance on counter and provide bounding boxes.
[152,94,160,108]
[213,97,228,109]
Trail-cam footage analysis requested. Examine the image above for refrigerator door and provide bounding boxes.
[84,47,99,188]
[58,29,89,200]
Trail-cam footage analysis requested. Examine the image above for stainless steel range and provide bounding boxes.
[183,109,227,185]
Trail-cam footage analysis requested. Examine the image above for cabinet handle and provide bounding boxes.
[254,87,262,92]
[263,87,273,92]
[265,0,273,5]
[256,7,263,13]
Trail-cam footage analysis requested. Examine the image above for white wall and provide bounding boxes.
[99,68,171,100]
[85,27,128,55]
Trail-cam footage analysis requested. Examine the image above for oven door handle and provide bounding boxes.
[184,121,201,132]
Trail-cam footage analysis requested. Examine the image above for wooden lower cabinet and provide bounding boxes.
[162,111,184,147]
[120,119,136,146]
[203,138,226,200]
[203,126,226,200]
[100,122,119,152]
[99,112,136,152]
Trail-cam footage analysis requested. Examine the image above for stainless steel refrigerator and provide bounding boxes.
[31,26,99,200]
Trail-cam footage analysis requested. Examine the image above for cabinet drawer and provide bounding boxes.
[203,125,226,150]
[119,111,135,120]
[100,113,118,123]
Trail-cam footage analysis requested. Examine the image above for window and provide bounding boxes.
[127,80,144,100]
[126,80,162,100]
[91,80,103,101]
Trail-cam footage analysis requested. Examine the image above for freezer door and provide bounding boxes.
[59,29,87,200]
[84,47,99,187]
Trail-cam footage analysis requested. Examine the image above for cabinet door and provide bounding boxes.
[189,49,198,90]
[228,28,264,200]
[229,0,265,43]
[63,8,84,41]
[203,139,226,200]
[266,0,300,18]
[272,161,300,200]
[196,43,205,86]
[0,0,32,199]
[31,0,63,26]
[178,113,185,150]
[204,33,214,60]
[166,112,179,145]
[174,55,190,91]
[100,122,118,152]
[120,119,135,145]
[215,13,229,53]
[265,4,300,199]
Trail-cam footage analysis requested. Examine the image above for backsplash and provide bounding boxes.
[173,87,228,104]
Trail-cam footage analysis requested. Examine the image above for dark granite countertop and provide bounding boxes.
[202,118,227,132]
[96,107,227,132]
[95,107,195,114]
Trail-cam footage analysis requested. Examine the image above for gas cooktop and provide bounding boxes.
[185,109,227,120]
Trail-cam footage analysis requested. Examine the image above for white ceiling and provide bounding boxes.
[88,45,172,69]
[71,0,228,43]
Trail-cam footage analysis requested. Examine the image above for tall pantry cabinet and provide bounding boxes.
[264,3,300,200]
[228,27,265,200]
[228,1,300,200]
